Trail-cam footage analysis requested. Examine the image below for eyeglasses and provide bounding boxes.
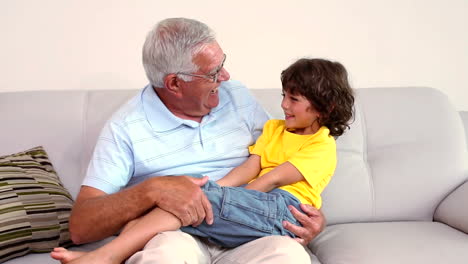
[177,54,226,83]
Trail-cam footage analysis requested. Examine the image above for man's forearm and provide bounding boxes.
[69,175,213,244]
[69,183,154,244]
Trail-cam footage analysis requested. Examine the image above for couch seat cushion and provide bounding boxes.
[2,237,115,264]
[310,221,468,264]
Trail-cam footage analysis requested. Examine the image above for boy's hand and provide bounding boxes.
[282,204,325,246]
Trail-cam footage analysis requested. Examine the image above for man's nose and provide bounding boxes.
[218,67,230,82]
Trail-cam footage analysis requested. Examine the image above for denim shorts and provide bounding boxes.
[181,179,303,248]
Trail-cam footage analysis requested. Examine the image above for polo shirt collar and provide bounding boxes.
[141,84,184,132]
[141,84,229,132]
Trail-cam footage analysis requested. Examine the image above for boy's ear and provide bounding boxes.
[164,74,181,94]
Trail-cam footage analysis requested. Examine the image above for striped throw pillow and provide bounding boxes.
[0,146,74,263]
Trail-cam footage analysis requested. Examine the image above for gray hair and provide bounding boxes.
[142,18,216,88]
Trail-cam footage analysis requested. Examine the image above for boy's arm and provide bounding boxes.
[245,161,303,192]
[216,155,261,187]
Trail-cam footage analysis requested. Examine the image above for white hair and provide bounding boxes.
[142,18,216,88]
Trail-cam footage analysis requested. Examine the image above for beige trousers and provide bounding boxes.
[126,230,314,264]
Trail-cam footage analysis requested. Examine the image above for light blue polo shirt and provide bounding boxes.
[82,80,270,194]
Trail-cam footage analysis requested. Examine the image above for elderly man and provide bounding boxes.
[68,17,325,263]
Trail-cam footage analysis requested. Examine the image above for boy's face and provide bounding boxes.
[281,90,320,135]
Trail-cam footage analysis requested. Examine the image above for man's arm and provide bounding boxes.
[69,175,213,244]
[283,204,326,245]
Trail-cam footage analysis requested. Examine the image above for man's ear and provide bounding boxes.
[164,74,181,94]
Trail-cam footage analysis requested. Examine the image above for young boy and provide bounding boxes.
[51,58,355,264]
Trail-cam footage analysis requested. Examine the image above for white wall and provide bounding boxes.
[1,0,467,110]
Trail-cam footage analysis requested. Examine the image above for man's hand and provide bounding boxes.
[148,175,213,227]
[69,175,213,244]
[282,204,326,246]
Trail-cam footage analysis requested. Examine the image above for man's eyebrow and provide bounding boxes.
[208,65,222,75]
[207,55,226,75]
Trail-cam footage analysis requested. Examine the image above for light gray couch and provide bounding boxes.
[1,86,467,264]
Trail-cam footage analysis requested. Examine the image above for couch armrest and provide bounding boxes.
[434,180,468,233]
[460,111,468,149]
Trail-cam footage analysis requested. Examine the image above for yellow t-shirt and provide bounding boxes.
[249,119,336,208]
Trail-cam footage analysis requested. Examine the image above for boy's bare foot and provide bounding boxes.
[50,247,121,264]
[50,247,85,264]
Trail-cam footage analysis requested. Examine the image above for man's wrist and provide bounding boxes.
[138,177,162,207]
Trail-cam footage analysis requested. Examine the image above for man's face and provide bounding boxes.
[178,42,230,119]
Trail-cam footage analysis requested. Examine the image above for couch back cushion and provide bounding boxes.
[324,87,466,224]
[460,111,468,150]
[0,91,88,199]
[1,87,466,224]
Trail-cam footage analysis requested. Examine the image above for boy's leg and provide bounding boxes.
[126,230,211,264]
[125,178,216,264]
[52,208,182,264]
[51,216,143,263]
[101,208,183,262]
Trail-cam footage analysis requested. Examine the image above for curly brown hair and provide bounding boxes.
[281,58,355,137]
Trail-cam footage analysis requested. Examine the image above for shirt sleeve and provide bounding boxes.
[82,120,134,194]
[250,101,270,141]
[249,120,276,155]
[223,80,269,141]
[237,84,269,141]
[288,134,337,191]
